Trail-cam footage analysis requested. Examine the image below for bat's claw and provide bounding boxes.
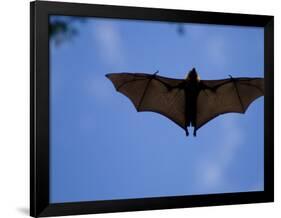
[153,70,159,75]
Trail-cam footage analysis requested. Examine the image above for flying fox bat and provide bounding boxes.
[106,68,264,136]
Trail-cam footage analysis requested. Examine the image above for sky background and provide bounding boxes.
[50,16,264,203]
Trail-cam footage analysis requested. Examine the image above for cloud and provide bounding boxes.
[218,116,244,165]
[185,24,209,40]
[205,36,228,70]
[184,23,229,73]
[200,162,223,188]
[92,21,126,68]
[197,116,244,190]
[85,75,115,103]
[85,21,128,103]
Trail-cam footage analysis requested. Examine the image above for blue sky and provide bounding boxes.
[50,16,264,203]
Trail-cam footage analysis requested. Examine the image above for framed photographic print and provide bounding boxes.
[30,1,274,217]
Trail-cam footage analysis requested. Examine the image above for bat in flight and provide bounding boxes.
[106,68,264,136]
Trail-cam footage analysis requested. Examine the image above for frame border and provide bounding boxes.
[30,1,274,217]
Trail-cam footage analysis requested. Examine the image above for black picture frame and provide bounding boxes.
[30,1,274,217]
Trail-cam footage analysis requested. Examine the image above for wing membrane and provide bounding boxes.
[106,73,187,129]
[196,78,264,130]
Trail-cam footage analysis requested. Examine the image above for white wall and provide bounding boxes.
[0,0,279,217]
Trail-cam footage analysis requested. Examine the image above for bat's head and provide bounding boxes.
[186,68,200,82]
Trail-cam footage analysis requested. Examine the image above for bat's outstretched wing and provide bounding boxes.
[106,73,187,130]
[196,77,264,130]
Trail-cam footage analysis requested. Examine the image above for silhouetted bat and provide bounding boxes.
[106,68,264,136]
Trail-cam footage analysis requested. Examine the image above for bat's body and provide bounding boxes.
[183,69,201,136]
[106,68,264,137]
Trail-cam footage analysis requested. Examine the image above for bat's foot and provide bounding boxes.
[193,129,197,137]
[185,129,189,137]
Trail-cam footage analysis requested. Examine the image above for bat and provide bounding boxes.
[106,68,264,136]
